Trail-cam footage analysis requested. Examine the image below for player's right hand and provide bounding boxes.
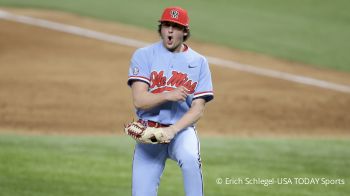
[164,86,189,102]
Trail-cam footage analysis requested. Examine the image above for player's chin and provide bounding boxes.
[164,43,174,51]
[164,42,180,52]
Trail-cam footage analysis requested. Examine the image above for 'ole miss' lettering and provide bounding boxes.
[150,71,197,94]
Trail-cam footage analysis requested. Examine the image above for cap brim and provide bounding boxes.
[159,19,188,27]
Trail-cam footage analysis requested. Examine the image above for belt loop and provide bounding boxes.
[138,119,148,127]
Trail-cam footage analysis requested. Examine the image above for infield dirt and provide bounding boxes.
[1,8,349,137]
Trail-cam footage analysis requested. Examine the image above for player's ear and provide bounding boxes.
[183,27,189,36]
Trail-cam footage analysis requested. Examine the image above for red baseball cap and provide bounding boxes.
[159,6,189,27]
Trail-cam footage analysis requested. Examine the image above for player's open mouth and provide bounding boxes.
[166,36,173,45]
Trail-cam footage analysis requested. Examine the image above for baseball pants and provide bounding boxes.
[132,127,203,196]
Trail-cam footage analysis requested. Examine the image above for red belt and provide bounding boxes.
[138,119,170,128]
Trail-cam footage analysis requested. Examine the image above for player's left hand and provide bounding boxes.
[164,86,189,102]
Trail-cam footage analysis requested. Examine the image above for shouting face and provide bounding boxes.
[160,22,188,52]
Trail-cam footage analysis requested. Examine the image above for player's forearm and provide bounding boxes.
[171,99,205,133]
[133,91,168,110]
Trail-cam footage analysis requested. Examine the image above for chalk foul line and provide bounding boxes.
[1,10,349,94]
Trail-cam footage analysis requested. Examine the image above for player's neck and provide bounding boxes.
[182,44,188,52]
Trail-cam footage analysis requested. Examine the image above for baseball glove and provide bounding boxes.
[124,121,170,144]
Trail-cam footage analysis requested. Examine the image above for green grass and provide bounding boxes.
[0,0,350,71]
[0,134,349,196]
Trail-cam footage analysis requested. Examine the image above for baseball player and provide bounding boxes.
[127,6,214,196]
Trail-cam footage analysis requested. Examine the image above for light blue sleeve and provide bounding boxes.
[193,57,214,102]
[127,48,151,86]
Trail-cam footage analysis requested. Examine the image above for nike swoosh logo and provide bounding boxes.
[188,64,197,68]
